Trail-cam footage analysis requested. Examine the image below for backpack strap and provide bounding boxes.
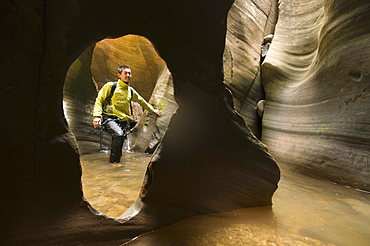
[106,82,117,105]
[129,86,133,99]
[129,86,134,114]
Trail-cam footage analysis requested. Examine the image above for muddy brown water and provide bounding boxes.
[81,152,370,246]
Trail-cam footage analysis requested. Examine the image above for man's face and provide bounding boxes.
[118,68,132,82]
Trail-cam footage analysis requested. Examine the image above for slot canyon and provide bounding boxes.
[1,0,369,245]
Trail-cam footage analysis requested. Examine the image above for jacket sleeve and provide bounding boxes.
[130,88,155,113]
[93,83,112,118]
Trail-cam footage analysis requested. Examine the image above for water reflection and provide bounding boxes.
[80,153,370,245]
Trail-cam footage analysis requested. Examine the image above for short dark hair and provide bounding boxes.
[118,65,130,74]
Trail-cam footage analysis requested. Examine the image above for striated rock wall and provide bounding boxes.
[224,0,369,190]
[64,45,100,154]
[224,0,278,139]
[262,0,370,190]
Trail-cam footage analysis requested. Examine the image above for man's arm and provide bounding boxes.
[153,109,161,116]
[131,88,161,116]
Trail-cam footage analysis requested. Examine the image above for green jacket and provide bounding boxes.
[93,79,155,121]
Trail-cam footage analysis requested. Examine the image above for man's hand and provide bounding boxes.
[93,117,101,128]
[153,109,162,116]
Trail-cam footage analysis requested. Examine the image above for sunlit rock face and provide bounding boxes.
[261,0,370,191]
[224,0,369,191]
[91,35,166,100]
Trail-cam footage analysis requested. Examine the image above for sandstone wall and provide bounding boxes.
[224,0,369,190]
[91,35,165,100]
[262,0,370,190]
[224,0,278,138]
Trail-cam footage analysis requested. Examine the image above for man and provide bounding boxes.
[93,65,161,164]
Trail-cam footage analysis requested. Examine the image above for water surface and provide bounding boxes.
[80,152,370,245]
[81,151,151,217]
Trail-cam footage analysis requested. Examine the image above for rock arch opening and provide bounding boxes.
[63,34,178,217]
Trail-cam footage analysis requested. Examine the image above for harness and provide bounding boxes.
[99,117,131,150]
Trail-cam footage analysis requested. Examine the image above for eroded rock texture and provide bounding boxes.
[224,0,369,190]
[261,0,370,190]
[224,0,278,139]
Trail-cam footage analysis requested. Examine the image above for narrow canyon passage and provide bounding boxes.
[80,154,370,245]
[2,0,369,245]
